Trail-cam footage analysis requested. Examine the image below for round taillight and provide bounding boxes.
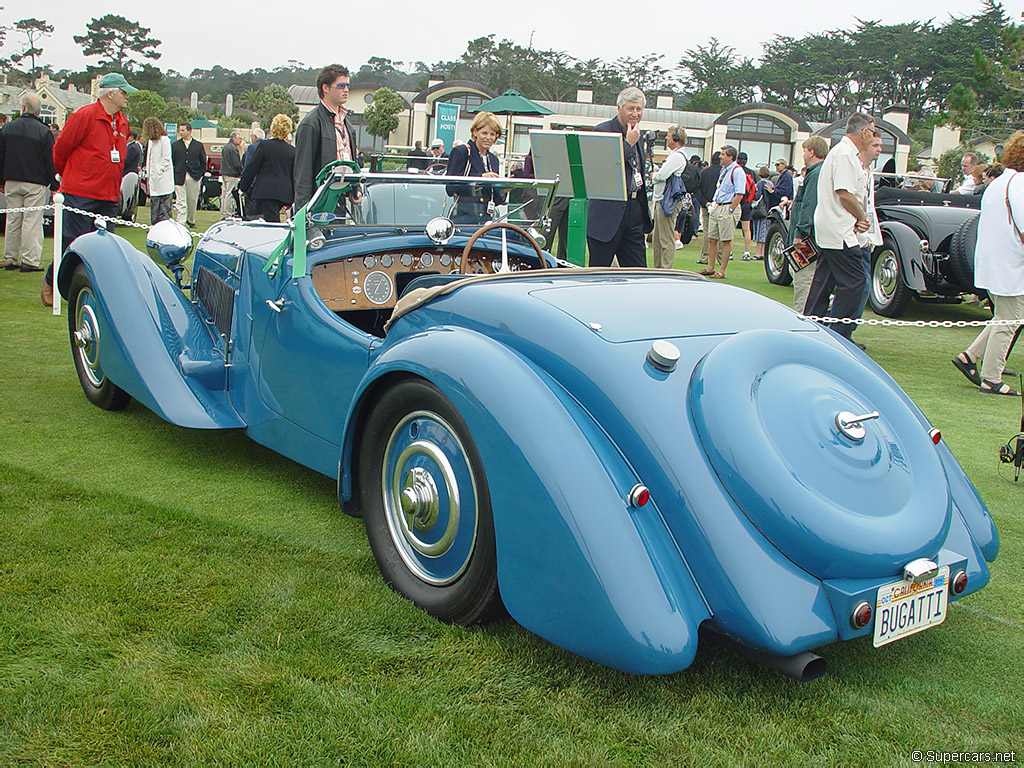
[851,601,873,629]
[929,428,941,445]
[951,570,968,596]
[628,484,650,508]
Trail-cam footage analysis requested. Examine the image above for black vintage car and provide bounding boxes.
[764,179,982,318]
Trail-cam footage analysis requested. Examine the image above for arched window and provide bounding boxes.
[39,104,57,126]
[725,113,792,169]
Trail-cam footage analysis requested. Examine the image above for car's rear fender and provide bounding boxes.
[344,327,711,674]
[57,230,243,429]
[879,220,929,291]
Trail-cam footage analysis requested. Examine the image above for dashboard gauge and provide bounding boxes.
[420,253,434,268]
[363,255,377,269]
[363,271,393,305]
[400,252,414,267]
[380,254,393,268]
[439,253,451,267]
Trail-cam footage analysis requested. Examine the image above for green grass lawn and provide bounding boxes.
[1,210,1023,765]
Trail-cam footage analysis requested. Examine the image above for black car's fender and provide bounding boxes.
[879,219,928,291]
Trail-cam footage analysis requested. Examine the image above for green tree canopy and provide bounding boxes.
[363,87,403,142]
[74,14,161,72]
[10,18,53,79]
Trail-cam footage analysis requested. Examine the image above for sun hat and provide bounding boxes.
[430,138,444,148]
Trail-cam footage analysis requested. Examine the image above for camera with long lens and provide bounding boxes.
[998,375,1024,483]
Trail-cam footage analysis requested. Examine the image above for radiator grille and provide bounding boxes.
[194,266,235,338]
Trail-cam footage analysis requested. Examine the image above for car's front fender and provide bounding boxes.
[57,230,243,429]
[879,220,928,292]
[344,327,711,674]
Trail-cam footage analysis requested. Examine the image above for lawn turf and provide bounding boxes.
[1,210,1022,765]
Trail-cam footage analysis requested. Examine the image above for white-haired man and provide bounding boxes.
[587,86,653,267]
[0,91,58,272]
[44,73,136,305]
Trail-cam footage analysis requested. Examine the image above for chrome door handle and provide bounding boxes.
[266,298,285,313]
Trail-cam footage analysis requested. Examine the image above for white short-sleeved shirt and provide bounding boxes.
[975,168,1024,296]
[814,136,868,249]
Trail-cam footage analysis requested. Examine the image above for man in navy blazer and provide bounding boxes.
[587,87,653,267]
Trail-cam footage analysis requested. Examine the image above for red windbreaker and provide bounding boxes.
[53,100,129,202]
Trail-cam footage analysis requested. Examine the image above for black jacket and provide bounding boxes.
[122,140,142,177]
[239,138,296,205]
[586,116,653,242]
[694,161,721,209]
[0,113,58,189]
[293,102,356,210]
[171,138,207,185]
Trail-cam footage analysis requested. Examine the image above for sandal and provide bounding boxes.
[979,379,1021,396]
[709,272,727,279]
[698,268,715,276]
[951,353,980,386]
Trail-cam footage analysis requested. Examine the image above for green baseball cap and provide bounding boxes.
[97,73,138,93]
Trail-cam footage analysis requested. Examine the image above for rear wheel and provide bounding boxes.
[359,379,501,625]
[764,222,792,286]
[869,237,913,318]
[68,265,131,411]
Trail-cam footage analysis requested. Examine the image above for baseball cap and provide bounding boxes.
[98,73,138,93]
[430,138,444,148]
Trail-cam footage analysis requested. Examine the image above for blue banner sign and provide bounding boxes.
[434,102,460,151]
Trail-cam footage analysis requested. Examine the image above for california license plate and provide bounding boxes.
[873,566,949,647]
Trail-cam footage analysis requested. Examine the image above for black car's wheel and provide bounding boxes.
[359,379,501,625]
[948,213,980,290]
[68,265,131,411]
[869,236,913,318]
[764,222,792,286]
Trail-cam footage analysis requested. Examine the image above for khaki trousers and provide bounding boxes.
[967,292,1024,382]
[652,199,682,269]
[3,180,48,267]
[793,260,818,313]
[220,176,239,218]
[174,175,201,226]
[699,205,710,261]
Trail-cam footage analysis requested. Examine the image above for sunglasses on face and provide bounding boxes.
[332,82,350,90]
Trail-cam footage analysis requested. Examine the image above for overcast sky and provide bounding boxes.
[8,0,1017,81]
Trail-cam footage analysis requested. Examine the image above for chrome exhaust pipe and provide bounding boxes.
[702,628,827,683]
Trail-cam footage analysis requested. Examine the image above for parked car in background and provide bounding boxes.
[55,165,998,681]
[763,174,982,317]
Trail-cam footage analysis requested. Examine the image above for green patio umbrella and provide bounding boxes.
[469,90,553,156]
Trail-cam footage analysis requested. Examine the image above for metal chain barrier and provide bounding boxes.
[3,199,1023,327]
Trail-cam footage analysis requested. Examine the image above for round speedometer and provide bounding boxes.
[363,270,394,305]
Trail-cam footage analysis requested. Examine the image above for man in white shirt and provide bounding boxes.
[953,152,979,195]
[803,112,876,340]
[651,124,688,269]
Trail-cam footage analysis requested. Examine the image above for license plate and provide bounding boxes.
[873,566,949,647]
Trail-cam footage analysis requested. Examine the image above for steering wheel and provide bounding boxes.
[459,221,546,275]
[425,162,447,176]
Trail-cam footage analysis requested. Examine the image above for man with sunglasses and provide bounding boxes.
[293,64,357,210]
[42,73,136,306]
[803,112,876,340]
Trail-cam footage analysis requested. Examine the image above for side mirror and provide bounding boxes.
[425,217,455,245]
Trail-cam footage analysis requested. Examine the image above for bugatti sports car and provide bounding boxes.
[56,166,999,680]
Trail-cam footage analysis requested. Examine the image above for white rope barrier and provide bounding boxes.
[2,201,1023,328]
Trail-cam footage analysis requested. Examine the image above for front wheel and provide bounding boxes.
[68,264,131,411]
[359,379,501,625]
[764,222,792,286]
[869,237,913,317]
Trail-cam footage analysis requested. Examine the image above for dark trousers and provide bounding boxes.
[546,196,570,260]
[805,244,868,339]
[245,199,287,223]
[587,198,647,268]
[45,195,117,287]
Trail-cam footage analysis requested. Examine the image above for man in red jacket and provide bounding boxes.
[42,72,136,306]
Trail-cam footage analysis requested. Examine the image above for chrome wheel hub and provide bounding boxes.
[400,466,440,531]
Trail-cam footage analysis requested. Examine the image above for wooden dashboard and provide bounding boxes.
[311,248,535,311]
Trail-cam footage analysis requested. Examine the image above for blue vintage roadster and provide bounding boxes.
[57,167,999,680]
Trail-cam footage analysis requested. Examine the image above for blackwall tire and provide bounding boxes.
[359,379,501,625]
[68,265,131,411]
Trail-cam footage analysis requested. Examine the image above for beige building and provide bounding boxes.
[289,78,916,174]
[0,74,93,128]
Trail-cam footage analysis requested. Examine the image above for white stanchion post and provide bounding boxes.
[52,192,64,316]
